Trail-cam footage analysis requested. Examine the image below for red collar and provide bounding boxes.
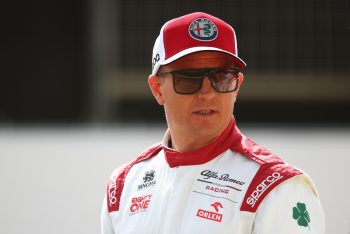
[162,116,241,168]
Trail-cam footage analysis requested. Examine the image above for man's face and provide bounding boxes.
[149,51,243,143]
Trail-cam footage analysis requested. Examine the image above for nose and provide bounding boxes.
[197,76,215,99]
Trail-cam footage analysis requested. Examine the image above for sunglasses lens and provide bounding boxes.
[171,69,239,94]
[211,69,238,92]
[173,72,203,94]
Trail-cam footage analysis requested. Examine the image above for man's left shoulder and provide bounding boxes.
[230,131,287,166]
[230,134,304,212]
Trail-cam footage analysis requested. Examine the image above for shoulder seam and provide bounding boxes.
[229,127,302,212]
[240,163,302,212]
[106,143,163,212]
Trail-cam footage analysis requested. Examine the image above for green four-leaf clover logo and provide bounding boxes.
[293,202,311,229]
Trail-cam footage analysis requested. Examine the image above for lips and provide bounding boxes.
[193,109,217,115]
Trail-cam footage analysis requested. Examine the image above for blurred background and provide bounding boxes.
[1,0,349,123]
[0,0,349,233]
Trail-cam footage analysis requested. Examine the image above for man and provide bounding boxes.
[101,12,325,233]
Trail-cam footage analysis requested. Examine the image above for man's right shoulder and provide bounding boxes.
[106,142,163,212]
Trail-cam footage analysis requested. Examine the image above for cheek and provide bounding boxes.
[232,95,237,104]
[159,80,173,103]
[223,94,237,112]
[163,93,194,125]
[224,91,236,101]
[165,94,191,114]
[232,90,239,103]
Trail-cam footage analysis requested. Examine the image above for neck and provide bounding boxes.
[169,133,219,152]
[166,120,232,152]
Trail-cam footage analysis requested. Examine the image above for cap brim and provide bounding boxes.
[158,46,246,71]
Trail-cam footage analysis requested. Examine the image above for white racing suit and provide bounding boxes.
[101,117,325,233]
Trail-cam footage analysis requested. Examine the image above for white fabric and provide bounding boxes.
[101,149,324,234]
[253,175,325,233]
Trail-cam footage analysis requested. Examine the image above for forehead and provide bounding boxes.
[160,51,235,72]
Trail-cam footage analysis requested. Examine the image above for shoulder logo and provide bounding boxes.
[108,176,117,205]
[246,171,283,208]
[293,202,311,229]
[189,18,218,41]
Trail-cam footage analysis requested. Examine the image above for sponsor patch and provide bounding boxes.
[138,170,156,190]
[196,202,223,222]
[108,175,117,206]
[246,172,283,208]
[129,194,152,215]
[205,185,229,194]
[189,18,218,41]
[197,170,245,191]
[293,202,311,229]
[152,53,160,70]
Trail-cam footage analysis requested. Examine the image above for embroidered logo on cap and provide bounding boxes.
[189,18,218,41]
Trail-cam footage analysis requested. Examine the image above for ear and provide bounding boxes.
[236,72,244,92]
[148,74,165,105]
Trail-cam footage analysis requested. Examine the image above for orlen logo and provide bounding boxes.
[196,202,223,222]
[246,172,283,207]
[129,195,152,215]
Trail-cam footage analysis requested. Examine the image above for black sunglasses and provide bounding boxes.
[158,68,240,94]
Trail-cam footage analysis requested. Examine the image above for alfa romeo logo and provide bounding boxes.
[189,18,218,41]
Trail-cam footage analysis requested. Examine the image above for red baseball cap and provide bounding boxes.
[151,12,246,75]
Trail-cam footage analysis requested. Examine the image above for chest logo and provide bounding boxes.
[198,170,245,191]
[129,194,152,215]
[205,185,229,194]
[138,170,156,190]
[196,202,223,222]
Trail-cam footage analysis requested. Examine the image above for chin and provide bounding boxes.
[191,124,222,138]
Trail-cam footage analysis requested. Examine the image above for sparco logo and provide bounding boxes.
[246,172,283,207]
[108,177,117,205]
[200,170,245,185]
[138,170,156,190]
